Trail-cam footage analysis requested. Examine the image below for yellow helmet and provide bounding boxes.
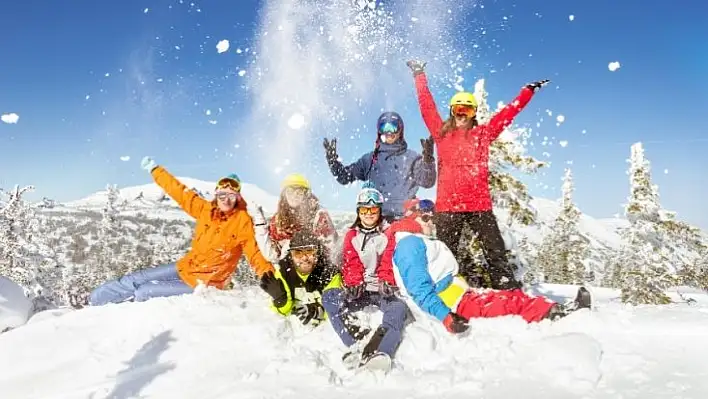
[449,92,477,108]
[281,173,310,189]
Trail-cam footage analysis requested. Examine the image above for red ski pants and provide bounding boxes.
[456,289,555,323]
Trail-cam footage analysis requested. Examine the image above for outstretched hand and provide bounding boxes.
[406,60,426,76]
[420,137,435,163]
[524,79,550,93]
[140,156,157,172]
[323,137,338,164]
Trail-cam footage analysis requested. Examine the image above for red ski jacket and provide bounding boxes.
[414,73,535,213]
[377,218,424,286]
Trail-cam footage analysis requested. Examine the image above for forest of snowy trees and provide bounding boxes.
[1,80,707,310]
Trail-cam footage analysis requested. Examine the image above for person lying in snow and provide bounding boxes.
[88,157,286,307]
[252,173,339,266]
[321,186,410,370]
[263,230,343,327]
[384,198,591,334]
[323,111,436,222]
[406,59,550,291]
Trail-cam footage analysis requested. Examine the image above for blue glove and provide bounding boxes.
[141,156,157,172]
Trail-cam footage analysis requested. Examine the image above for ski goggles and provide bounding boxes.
[419,213,433,223]
[290,245,318,257]
[451,104,477,118]
[356,189,384,207]
[358,206,381,215]
[216,177,241,193]
[215,191,239,201]
[378,120,401,135]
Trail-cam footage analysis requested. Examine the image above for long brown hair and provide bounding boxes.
[439,115,479,138]
[275,190,320,234]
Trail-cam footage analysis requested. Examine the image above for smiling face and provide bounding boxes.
[357,205,381,228]
[215,191,239,212]
[291,246,318,274]
[284,186,308,208]
[451,104,477,128]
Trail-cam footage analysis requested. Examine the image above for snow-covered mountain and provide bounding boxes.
[58,178,627,263]
[64,176,281,216]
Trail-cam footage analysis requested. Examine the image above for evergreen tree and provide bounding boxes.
[536,168,589,284]
[612,143,704,304]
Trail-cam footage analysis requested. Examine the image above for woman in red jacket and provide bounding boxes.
[406,60,549,290]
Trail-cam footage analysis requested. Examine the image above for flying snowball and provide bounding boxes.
[569,15,575,21]
[216,40,230,54]
[287,113,306,130]
[1,113,19,124]
[120,156,130,162]
[556,115,565,124]
[608,61,621,72]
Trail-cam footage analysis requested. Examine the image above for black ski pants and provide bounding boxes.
[433,210,520,290]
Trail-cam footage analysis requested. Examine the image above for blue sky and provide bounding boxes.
[1,0,707,229]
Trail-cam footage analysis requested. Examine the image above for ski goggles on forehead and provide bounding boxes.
[216,178,241,192]
[451,104,476,117]
[378,120,401,135]
[356,190,384,206]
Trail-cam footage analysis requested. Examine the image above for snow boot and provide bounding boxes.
[359,351,392,372]
[545,286,592,321]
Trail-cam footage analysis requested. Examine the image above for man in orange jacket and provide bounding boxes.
[88,156,287,306]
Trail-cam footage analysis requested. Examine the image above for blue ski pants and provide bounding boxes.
[322,288,407,357]
[89,263,193,306]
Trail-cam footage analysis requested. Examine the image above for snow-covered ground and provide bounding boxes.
[1,284,707,398]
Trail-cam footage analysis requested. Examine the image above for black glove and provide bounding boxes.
[524,79,550,93]
[341,310,371,341]
[378,281,399,298]
[406,60,426,76]
[293,302,324,326]
[323,137,339,165]
[443,312,469,334]
[420,137,434,163]
[259,271,288,308]
[344,284,365,302]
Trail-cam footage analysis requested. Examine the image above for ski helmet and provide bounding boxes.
[449,92,477,108]
[377,112,404,137]
[356,187,384,207]
[281,173,310,190]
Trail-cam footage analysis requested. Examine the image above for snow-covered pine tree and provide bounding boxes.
[474,79,547,227]
[536,168,589,284]
[611,143,704,304]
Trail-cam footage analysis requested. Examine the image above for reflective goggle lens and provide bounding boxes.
[358,207,381,215]
[452,104,476,117]
[378,120,401,134]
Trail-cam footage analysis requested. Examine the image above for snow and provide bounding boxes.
[1,113,19,124]
[238,70,246,76]
[608,61,621,72]
[569,15,575,21]
[0,277,32,332]
[119,155,130,162]
[216,39,230,53]
[559,140,569,147]
[287,112,306,130]
[1,284,707,398]
[64,176,280,215]
[556,114,565,124]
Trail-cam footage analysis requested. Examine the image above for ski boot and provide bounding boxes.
[545,286,592,321]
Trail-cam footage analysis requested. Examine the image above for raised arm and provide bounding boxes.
[486,80,549,141]
[411,140,436,188]
[324,138,371,184]
[151,165,208,219]
[413,73,444,141]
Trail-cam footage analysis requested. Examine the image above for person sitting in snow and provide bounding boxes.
[406,59,551,291]
[321,186,409,370]
[381,198,591,334]
[253,173,339,265]
[87,157,287,307]
[323,111,436,222]
[264,229,343,327]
